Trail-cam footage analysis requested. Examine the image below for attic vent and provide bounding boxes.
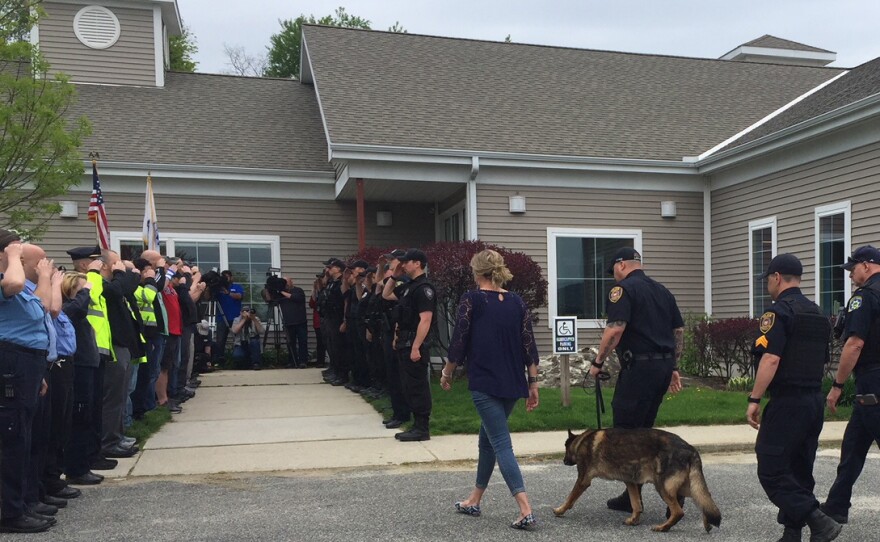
[73,6,121,50]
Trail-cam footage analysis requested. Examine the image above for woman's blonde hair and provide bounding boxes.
[61,271,87,299]
[470,249,513,288]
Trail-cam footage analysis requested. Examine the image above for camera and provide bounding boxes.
[200,269,230,294]
[262,267,286,302]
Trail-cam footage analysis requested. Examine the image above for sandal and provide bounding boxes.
[511,513,536,530]
[454,502,481,517]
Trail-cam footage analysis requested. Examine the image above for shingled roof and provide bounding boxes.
[722,56,880,152]
[303,26,843,161]
[68,72,332,172]
[741,35,833,54]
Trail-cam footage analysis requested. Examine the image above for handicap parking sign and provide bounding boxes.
[553,317,577,354]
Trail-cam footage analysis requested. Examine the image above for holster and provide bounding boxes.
[397,330,416,349]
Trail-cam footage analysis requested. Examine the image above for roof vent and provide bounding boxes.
[73,6,121,50]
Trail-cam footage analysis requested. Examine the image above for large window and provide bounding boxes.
[111,232,280,319]
[548,227,642,328]
[815,202,851,316]
[748,217,776,317]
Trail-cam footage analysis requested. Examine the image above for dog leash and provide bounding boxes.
[594,371,610,429]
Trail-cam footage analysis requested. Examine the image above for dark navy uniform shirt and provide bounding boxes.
[605,269,683,355]
[398,274,436,331]
[324,278,344,320]
[753,287,806,358]
[842,273,880,342]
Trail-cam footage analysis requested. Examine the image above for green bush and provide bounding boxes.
[822,376,856,407]
[727,376,755,392]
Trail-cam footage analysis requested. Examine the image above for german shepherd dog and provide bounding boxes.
[553,428,722,533]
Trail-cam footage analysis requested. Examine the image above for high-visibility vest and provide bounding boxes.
[136,285,157,327]
[86,270,114,361]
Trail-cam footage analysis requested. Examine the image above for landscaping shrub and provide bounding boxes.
[693,317,756,380]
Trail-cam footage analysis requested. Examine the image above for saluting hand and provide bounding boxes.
[746,402,761,430]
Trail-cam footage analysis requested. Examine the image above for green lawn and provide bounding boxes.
[125,406,172,446]
[369,377,853,436]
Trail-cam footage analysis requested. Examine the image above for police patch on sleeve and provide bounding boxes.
[424,287,434,300]
[849,295,863,311]
[759,312,775,334]
[609,286,623,303]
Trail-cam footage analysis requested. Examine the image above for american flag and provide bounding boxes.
[88,161,110,250]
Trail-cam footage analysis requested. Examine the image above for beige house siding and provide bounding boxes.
[711,141,880,318]
[476,184,705,351]
[40,2,156,86]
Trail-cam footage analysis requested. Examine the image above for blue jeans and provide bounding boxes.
[471,391,525,495]
[233,338,262,368]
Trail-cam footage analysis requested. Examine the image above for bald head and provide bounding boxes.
[141,250,162,266]
[21,244,46,282]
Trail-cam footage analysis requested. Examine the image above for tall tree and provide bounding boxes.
[265,7,371,79]
[1,0,89,239]
[222,43,266,77]
[169,23,198,72]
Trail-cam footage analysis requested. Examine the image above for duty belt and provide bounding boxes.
[631,352,674,362]
[0,340,48,358]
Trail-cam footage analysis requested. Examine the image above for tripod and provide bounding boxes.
[206,298,231,362]
[262,302,284,360]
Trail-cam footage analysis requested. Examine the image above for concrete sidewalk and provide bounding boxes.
[104,369,849,478]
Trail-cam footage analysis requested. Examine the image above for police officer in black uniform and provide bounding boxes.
[322,259,348,386]
[588,247,685,512]
[380,249,411,429]
[822,245,880,528]
[388,248,436,442]
[746,253,841,542]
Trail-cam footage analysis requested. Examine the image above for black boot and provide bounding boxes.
[777,526,802,542]
[607,485,642,512]
[806,508,842,542]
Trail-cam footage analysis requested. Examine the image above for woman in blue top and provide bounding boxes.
[441,249,540,530]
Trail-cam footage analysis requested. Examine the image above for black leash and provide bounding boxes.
[581,369,611,429]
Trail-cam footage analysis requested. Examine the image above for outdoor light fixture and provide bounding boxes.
[661,201,677,218]
[376,210,393,227]
[59,201,79,218]
[509,195,526,214]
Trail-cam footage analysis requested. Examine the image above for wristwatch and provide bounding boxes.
[747,396,761,404]
[527,376,538,384]
[831,381,845,390]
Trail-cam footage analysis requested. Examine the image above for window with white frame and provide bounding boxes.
[748,217,776,317]
[815,202,851,316]
[112,232,280,319]
[548,227,642,328]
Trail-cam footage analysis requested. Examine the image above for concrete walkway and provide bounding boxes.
[104,369,849,478]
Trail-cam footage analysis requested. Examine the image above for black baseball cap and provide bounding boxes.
[400,248,428,266]
[759,253,803,279]
[382,248,407,260]
[349,259,369,269]
[327,259,346,270]
[842,245,880,271]
[66,246,101,261]
[605,247,641,275]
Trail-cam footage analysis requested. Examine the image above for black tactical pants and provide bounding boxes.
[396,342,431,431]
[756,391,824,527]
[611,357,673,429]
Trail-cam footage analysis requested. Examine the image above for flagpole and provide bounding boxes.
[92,159,100,247]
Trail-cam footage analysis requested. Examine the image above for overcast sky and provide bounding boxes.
[179,0,880,74]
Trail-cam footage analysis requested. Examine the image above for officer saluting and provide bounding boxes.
[822,245,880,527]
[746,254,841,542]
[389,249,436,442]
[588,247,684,513]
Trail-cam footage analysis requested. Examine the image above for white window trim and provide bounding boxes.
[110,231,281,271]
[547,227,643,329]
[437,202,466,242]
[814,201,852,309]
[748,216,777,318]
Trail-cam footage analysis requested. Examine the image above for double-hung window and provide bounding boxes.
[815,202,851,316]
[748,217,776,317]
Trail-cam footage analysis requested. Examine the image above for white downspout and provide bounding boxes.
[467,156,479,240]
[703,182,712,316]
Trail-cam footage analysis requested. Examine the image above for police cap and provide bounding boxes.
[327,258,346,270]
[382,248,407,260]
[0,229,21,251]
[66,245,101,261]
[759,253,803,279]
[400,248,428,266]
[842,245,880,271]
[349,259,369,269]
[605,247,641,275]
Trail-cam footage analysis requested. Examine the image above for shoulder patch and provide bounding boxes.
[424,287,434,300]
[759,312,775,334]
[755,335,768,349]
[849,296,863,311]
[609,286,623,303]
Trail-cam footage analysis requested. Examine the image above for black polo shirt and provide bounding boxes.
[605,269,683,355]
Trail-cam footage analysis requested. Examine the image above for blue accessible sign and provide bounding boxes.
[553,316,578,355]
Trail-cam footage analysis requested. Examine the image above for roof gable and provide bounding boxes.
[303,26,843,161]
[742,35,832,54]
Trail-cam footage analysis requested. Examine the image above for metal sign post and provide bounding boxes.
[553,317,578,407]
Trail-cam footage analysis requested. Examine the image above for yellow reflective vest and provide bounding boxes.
[136,284,157,327]
[86,270,114,361]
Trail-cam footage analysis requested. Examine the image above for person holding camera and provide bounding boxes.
[276,276,308,368]
[231,306,264,370]
[215,270,243,356]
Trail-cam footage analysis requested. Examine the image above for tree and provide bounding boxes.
[265,7,371,79]
[1,1,90,240]
[222,43,266,77]
[388,21,407,33]
[169,23,198,72]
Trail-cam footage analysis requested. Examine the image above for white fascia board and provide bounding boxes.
[723,46,837,64]
[301,33,334,161]
[153,6,164,87]
[697,70,849,161]
[84,160,335,183]
[335,165,350,198]
[330,143,697,175]
[699,90,880,175]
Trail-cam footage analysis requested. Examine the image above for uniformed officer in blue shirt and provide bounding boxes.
[588,247,684,513]
[822,245,880,528]
[746,253,841,542]
[0,231,54,533]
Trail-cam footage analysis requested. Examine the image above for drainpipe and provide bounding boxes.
[703,182,712,316]
[356,178,366,252]
[467,156,479,240]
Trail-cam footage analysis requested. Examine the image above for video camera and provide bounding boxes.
[263,267,286,302]
[200,269,230,295]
